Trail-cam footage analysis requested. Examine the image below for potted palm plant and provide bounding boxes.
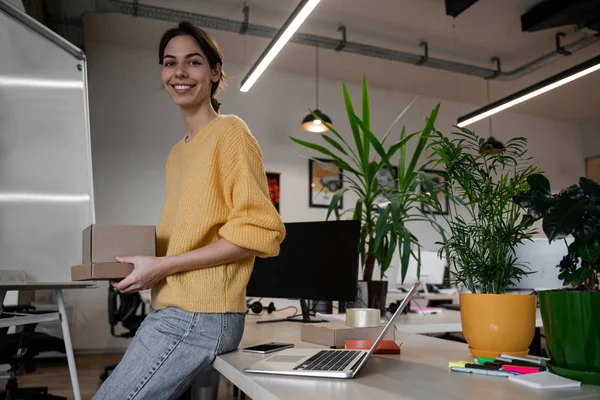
[514,174,600,385]
[291,77,445,310]
[427,126,541,358]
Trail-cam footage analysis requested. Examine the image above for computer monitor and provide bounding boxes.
[395,250,446,292]
[246,220,360,323]
[510,237,573,291]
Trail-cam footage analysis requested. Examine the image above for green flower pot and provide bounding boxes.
[539,290,600,385]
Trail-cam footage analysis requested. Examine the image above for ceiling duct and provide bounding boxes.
[24,0,600,82]
[521,0,600,33]
[444,0,480,18]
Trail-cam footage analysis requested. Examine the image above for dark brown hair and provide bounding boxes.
[158,22,227,112]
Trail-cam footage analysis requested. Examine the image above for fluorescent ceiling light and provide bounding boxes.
[0,192,90,203]
[457,54,600,128]
[240,0,321,92]
[0,76,83,89]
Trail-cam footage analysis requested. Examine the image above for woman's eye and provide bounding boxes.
[163,61,175,68]
[188,60,201,66]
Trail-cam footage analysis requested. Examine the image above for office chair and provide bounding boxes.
[0,305,67,399]
[100,286,146,381]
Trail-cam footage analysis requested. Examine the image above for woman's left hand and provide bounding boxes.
[110,256,167,293]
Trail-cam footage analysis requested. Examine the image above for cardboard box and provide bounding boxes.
[300,321,395,348]
[71,224,156,281]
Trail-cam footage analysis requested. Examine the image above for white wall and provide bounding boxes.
[66,38,586,351]
[581,117,600,159]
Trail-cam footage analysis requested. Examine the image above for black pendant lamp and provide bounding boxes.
[479,81,504,155]
[301,46,333,133]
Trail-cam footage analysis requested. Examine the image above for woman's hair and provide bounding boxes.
[158,21,227,112]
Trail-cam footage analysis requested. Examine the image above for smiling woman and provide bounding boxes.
[92,21,286,400]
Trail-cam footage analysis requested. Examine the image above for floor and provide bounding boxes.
[0,354,245,400]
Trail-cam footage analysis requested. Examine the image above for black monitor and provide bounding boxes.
[246,220,360,323]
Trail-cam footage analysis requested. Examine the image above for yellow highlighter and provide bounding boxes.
[448,361,469,369]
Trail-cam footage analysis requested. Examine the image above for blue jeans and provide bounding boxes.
[93,307,245,400]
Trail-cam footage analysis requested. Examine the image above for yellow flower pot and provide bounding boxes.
[459,293,536,358]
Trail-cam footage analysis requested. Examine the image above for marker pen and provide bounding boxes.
[450,366,515,377]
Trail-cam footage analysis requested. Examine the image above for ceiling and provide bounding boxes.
[68,0,600,122]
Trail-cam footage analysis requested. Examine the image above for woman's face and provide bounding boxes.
[161,35,220,108]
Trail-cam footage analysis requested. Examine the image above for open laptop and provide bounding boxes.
[244,281,420,379]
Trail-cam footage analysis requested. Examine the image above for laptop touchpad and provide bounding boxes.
[267,355,306,363]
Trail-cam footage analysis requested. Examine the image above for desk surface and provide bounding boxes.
[214,312,599,400]
[394,309,543,334]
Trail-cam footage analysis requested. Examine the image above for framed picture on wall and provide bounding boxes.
[266,172,281,213]
[309,158,343,208]
[585,155,600,184]
[420,169,449,215]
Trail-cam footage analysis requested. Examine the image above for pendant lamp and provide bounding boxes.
[301,46,332,133]
[479,80,504,155]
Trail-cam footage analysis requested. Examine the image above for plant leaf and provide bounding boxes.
[382,98,416,145]
[353,198,363,221]
[290,137,361,176]
[575,237,600,264]
[400,228,411,284]
[373,205,391,252]
[326,188,347,221]
[322,134,349,156]
[353,115,395,175]
[580,176,600,198]
[342,84,364,167]
[527,174,551,195]
[543,198,589,241]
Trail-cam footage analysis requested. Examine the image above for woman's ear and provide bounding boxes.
[212,64,222,83]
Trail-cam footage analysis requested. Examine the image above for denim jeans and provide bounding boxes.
[93,306,245,400]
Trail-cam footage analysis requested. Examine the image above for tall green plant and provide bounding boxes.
[427,126,540,294]
[290,76,445,282]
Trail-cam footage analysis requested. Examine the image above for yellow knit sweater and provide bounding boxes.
[151,115,286,313]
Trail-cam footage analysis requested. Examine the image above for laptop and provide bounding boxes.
[244,281,420,379]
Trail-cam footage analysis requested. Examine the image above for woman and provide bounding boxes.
[94,21,286,399]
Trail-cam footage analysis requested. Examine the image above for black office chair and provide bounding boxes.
[100,286,146,381]
[0,305,67,399]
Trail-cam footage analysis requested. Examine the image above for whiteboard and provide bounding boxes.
[0,1,95,283]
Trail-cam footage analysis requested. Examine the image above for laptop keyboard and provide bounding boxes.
[293,350,360,371]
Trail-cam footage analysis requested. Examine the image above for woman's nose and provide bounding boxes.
[175,65,187,78]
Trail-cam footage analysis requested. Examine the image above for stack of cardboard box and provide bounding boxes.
[71,224,156,281]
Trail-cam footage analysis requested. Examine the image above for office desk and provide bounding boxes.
[394,309,544,334]
[0,282,97,400]
[214,314,598,400]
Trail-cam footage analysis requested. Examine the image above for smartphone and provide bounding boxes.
[242,342,295,354]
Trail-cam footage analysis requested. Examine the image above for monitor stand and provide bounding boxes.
[256,299,324,324]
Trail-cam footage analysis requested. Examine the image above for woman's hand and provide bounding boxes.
[110,256,167,293]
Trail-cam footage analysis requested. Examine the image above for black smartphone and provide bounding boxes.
[242,342,295,354]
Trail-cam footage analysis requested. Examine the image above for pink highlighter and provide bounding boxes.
[501,365,541,374]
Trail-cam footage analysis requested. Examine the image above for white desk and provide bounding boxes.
[394,309,544,334]
[0,282,97,400]
[214,314,600,400]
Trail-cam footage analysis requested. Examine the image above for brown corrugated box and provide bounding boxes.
[71,224,156,281]
[300,321,395,348]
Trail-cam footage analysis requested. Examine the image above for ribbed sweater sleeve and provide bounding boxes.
[217,117,286,257]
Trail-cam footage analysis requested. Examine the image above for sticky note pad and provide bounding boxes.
[344,340,400,354]
[508,371,581,389]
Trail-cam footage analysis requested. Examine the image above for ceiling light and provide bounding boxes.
[457,54,600,128]
[301,109,333,133]
[240,0,321,92]
[301,46,333,133]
